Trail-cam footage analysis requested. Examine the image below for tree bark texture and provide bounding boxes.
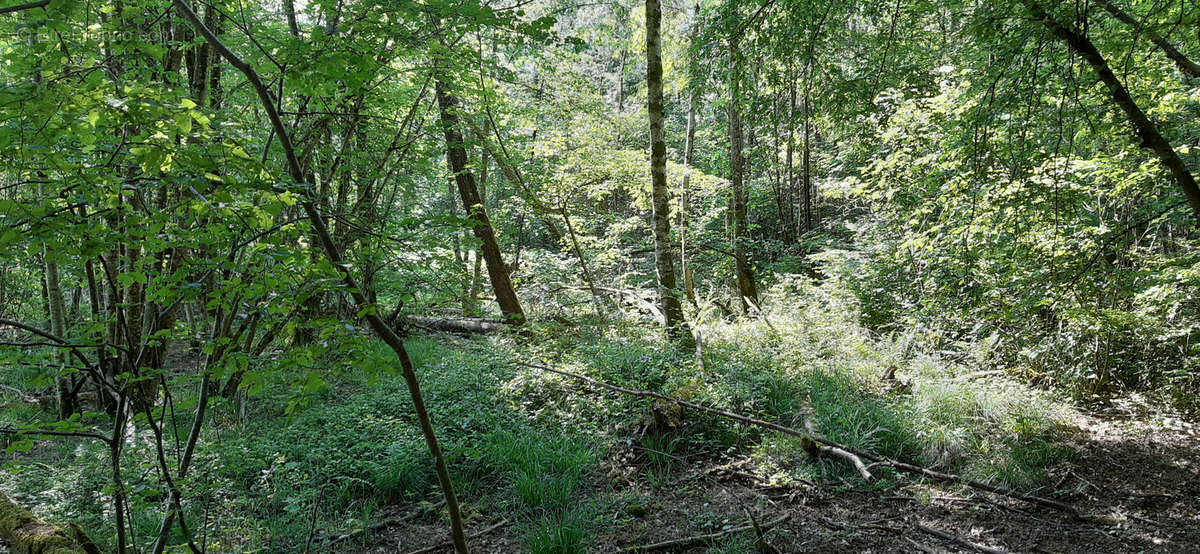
[646,0,690,341]
[435,78,527,325]
[728,33,760,310]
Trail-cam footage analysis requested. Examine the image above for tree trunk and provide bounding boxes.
[1024,0,1200,224]
[0,493,98,554]
[1092,0,1200,78]
[728,33,760,312]
[29,25,74,419]
[42,243,72,418]
[786,74,797,238]
[681,88,698,305]
[802,82,812,234]
[434,78,526,325]
[646,0,691,343]
[173,4,470,551]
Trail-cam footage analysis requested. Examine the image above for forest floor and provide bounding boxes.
[4,281,1199,553]
[364,404,1200,553]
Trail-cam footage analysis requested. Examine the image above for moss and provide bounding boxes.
[0,493,92,554]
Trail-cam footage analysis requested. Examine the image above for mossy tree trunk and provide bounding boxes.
[0,493,98,554]
[646,0,692,344]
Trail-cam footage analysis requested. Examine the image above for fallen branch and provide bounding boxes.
[322,501,445,546]
[915,523,1010,554]
[950,370,1005,382]
[405,316,507,336]
[621,514,788,552]
[399,518,507,554]
[515,360,1078,516]
[802,436,873,481]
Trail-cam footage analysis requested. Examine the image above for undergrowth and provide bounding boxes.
[0,278,1077,552]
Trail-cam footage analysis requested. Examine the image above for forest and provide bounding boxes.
[0,0,1198,552]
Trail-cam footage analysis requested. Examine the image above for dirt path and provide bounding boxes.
[361,411,1200,553]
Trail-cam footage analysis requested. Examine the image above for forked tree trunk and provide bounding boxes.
[646,0,691,343]
[435,79,526,325]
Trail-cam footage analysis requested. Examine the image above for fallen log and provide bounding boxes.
[514,360,1078,516]
[405,316,507,336]
[0,493,99,554]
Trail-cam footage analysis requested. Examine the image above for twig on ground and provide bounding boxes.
[906,537,946,553]
[915,523,1010,554]
[323,501,445,546]
[399,518,507,554]
[802,436,873,481]
[621,514,788,552]
[515,360,1079,516]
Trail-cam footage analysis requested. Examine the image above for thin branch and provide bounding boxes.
[0,0,49,15]
[515,360,1078,515]
[0,318,93,368]
[622,514,788,552]
[0,427,111,444]
[915,523,1011,554]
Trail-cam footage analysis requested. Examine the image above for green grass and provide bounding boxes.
[0,278,1078,552]
[522,509,591,554]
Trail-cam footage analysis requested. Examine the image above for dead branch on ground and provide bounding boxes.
[514,360,1078,516]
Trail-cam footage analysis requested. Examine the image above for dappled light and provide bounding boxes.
[1,0,1198,552]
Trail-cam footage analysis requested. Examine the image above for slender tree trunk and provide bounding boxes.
[283,0,301,37]
[771,94,787,240]
[449,178,472,315]
[1024,0,1200,223]
[786,74,797,239]
[42,239,72,418]
[728,33,760,312]
[462,116,565,242]
[559,204,603,307]
[646,0,690,342]
[172,4,470,551]
[681,89,698,305]
[1092,0,1200,78]
[802,83,812,234]
[434,78,526,325]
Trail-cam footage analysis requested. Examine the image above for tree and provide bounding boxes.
[1022,0,1200,224]
[727,27,759,312]
[645,0,690,341]
[435,78,527,326]
[171,2,471,551]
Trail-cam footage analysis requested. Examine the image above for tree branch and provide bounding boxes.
[169,2,470,550]
[0,0,50,15]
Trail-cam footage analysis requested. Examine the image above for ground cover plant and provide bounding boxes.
[1,0,1199,552]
